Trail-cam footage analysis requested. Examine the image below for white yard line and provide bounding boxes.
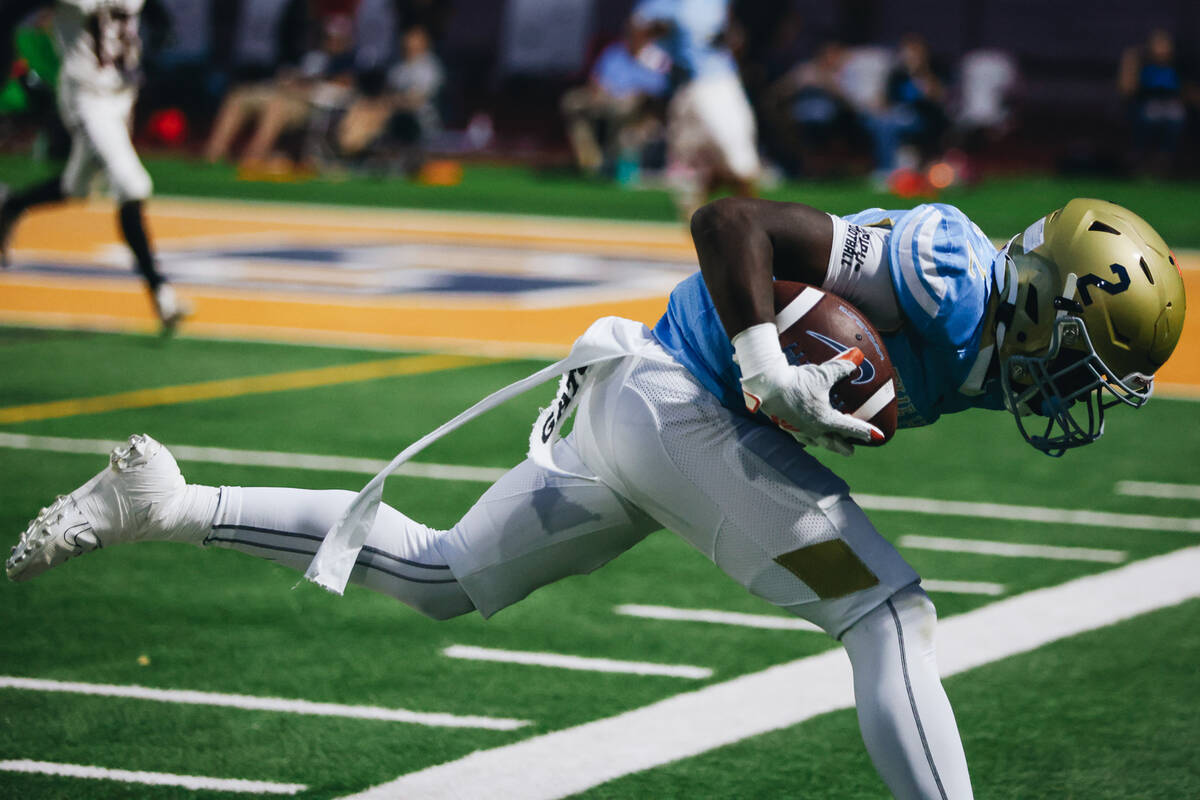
[0,676,528,731]
[342,545,1200,800]
[854,492,1200,533]
[899,535,1126,563]
[1116,480,1200,502]
[0,760,306,795]
[0,432,507,483]
[443,645,712,680]
[614,605,823,632]
[920,579,1006,596]
[5,434,1200,534]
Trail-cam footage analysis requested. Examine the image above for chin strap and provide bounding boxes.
[1048,273,1080,356]
[1055,273,1080,315]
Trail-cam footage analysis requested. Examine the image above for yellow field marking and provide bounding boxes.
[0,353,495,425]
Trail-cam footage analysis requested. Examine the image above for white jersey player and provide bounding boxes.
[55,0,142,92]
[0,0,187,331]
[6,198,1186,799]
[631,0,761,217]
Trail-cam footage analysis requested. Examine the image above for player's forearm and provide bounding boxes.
[692,197,834,337]
[691,198,777,337]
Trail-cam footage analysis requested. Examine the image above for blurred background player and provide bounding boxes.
[0,0,187,332]
[631,0,761,218]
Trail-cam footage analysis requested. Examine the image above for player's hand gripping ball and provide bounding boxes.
[772,281,898,445]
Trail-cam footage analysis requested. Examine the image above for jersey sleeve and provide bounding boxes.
[888,204,991,350]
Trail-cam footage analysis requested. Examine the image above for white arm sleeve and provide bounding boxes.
[823,214,903,333]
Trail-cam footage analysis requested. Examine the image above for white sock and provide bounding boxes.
[154,284,179,317]
[841,585,974,800]
[204,486,475,620]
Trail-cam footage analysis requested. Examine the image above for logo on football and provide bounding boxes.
[803,330,877,384]
[773,281,898,445]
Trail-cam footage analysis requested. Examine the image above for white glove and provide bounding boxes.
[734,323,884,456]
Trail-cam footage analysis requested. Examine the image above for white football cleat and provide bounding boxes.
[153,284,192,336]
[6,434,187,582]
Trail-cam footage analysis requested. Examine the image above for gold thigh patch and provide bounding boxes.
[774,539,880,599]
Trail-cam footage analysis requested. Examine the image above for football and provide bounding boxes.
[773,280,898,445]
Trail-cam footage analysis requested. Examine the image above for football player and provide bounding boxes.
[0,0,187,332]
[7,198,1185,799]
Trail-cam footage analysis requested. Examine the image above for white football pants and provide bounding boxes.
[58,80,153,202]
[199,483,970,800]
[183,344,970,798]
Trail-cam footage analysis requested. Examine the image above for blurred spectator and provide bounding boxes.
[762,41,861,177]
[950,49,1018,178]
[559,24,670,178]
[837,45,892,115]
[861,33,949,180]
[0,10,68,159]
[332,25,444,172]
[1118,29,1194,173]
[204,13,356,166]
[632,0,761,218]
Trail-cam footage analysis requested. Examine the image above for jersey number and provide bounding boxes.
[1077,263,1130,306]
[88,10,140,73]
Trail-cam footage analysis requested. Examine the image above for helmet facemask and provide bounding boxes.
[1000,284,1154,456]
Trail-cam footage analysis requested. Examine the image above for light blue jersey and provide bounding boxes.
[652,204,1008,429]
[633,0,736,81]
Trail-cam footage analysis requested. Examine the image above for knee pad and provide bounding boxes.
[843,583,938,657]
[889,584,938,651]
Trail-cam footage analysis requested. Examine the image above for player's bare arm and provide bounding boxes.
[690,197,879,454]
[690,196,834,337]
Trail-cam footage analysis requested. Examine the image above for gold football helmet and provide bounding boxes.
[997,198,1186,456]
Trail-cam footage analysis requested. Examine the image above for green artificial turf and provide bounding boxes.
[576,599,1200,800]
[1,325,1197,797]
